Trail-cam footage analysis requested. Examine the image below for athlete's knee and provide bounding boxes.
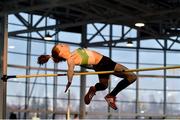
[95,83,108,91]
[127,73,137,83]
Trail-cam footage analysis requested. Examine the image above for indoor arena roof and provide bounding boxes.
[1,0,180,39]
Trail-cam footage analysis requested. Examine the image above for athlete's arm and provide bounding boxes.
[65,57,75,92]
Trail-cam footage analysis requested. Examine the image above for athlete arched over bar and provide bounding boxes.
[37,43,137,110]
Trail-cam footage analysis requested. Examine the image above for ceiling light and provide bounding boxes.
[8,45,15,49]
[140,110,145,114]
[135,22,145,27]
[126,40,133,47]
[44,32,52,40]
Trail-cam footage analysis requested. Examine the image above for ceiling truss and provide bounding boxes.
[1,0,180,50]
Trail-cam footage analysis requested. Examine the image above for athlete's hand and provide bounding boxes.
[64,82,71,93]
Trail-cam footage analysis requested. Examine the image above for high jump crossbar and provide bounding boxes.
[2,65,180,80]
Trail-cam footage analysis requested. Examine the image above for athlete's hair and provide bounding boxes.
[37,44,66,65]
[37,55,51,65]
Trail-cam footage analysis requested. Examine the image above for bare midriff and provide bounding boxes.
[71,48,103,65]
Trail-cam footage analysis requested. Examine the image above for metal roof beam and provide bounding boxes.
[116,0,151,13]
[0,0,91,16]
[94,0,134,16]
[67,5,103,19]
[0,0,26,5]
[14,13,29,27]
[8,20,92,35]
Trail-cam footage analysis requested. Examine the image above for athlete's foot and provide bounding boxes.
[104,94,118,110]
[84,86,96,105]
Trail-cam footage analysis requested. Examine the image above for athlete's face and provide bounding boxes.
[51,44,67,63]
[57,43,70,54]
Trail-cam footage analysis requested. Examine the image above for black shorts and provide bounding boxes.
[93,56,116,79]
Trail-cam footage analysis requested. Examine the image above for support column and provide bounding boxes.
[135,32,140,118]
[52,22,59,119]
[79,25,87,119]
[163,39,167,117]
[24,14,32,119]
[108,24,112,119]
[79,67,86,118]
[0,14,8,119]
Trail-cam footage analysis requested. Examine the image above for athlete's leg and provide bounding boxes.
[114,64,137,82]
[105,64,137,110]
[110,64,137,96]
[95,76,109,91]
[84,74,110,105]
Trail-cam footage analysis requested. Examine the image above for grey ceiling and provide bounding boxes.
[2,0,180,40]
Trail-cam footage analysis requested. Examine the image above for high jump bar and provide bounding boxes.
[2,65,180,80]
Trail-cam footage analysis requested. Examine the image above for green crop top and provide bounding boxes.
[76,48,89,65]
